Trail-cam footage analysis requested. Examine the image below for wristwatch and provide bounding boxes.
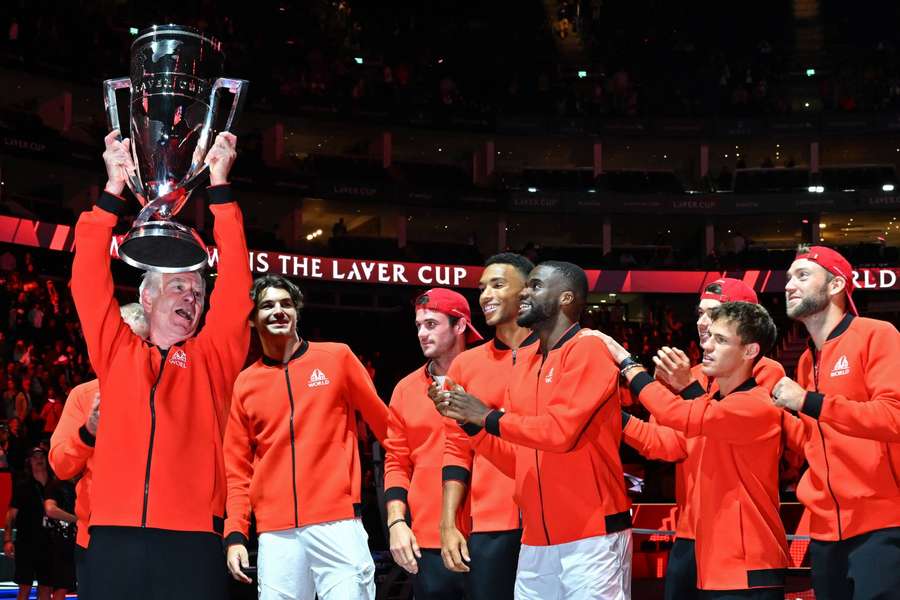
[618,355,643,377]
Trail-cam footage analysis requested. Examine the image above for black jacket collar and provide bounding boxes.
[493,330,540,351]
[713,376,757,400]
[807,312,855,351]
[551,323,581,351]
[261,339,310,367]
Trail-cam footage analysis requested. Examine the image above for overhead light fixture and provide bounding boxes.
[527,187,538,193]
[883,183,895,192]
[354,57,363,64]
[577,70,588,79]
[806,68,816,77]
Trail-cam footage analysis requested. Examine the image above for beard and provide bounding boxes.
[787,286,829,319]
[517,301,554,328]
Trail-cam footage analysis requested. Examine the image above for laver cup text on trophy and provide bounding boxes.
[104,24,249,272]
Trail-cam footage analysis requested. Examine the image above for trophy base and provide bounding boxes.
[118,221,209,273]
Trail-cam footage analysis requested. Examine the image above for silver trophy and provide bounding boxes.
[103,24,249,272]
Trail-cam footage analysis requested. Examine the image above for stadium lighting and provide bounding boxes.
[808,185,825,193]
[354,57,363,64]
[806,68,816,77]
[883,183,895,192]
[129,27,139,35]
[527,187,538,193]
[577,70,587,79]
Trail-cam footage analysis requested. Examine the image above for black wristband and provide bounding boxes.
[387,518,406,529]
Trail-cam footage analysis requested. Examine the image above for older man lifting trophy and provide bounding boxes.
[103,24,248,272]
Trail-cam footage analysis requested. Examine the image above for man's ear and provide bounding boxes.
[559,290,575,307]
[829,275,848,299]
[456,318,468,337]
[744,341,761,362]
[140,288,153,316]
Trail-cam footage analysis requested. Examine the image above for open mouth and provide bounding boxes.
[519,302,531,313]
[482,303,499,315]
[702,353,714,364]
[174,308,194,322]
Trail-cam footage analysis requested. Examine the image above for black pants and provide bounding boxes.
[664,538,699,600]
[700,589,784,600]
[809,526,900,600]
[467,530,520,600]
[413,548,467,600]
[79,526,227,600]
[74,545,87,592]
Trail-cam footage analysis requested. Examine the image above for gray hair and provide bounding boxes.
[120,302,149,339]
[139,271,206,301]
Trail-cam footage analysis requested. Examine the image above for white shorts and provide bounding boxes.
[257,518,375,600]
[515,529,633,600]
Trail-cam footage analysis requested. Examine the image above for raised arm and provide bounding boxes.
[70,132,137,380]
[630,371,780,444]
[482,337,620,453]
[196,133,253,394]
[621,412,688,462]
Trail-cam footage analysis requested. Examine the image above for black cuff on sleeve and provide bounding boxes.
[629,371,654,398]
[621,411,632,428]
[442,466,471,483]
[78,425,96,448]
[224,532,249,547]
[801,392,825,419]
[461,422,484,437]
[97,191,126,216]
[680,381,705,399]
[484,410,504,437]
[384,487,408,505]
[207,184,232,205]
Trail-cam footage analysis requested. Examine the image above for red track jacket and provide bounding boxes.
[70,187,252,535]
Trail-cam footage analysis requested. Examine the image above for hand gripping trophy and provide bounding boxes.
[104,24,249,272]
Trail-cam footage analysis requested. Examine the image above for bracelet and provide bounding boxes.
[387,518,406,530]
[619,356,643,377]
[621,363,644,375]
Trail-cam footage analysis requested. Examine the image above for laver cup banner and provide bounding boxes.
[1,213,898,293]
[103,24,248,273]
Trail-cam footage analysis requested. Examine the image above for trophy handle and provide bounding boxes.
[102,77,145,202]
[213,78,250,134]
[180,78,250,192]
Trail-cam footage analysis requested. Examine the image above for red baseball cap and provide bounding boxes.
[794,246,858,315]
[414,288,484,343]
[700,278,759,304]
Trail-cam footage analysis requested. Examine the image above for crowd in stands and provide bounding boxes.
[0,248,85,596]
[3,1,900,123]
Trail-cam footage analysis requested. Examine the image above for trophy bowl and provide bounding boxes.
[103,24,248,273]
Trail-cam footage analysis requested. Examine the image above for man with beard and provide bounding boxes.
[436,253,538,600]
[621,278,791,599]
[437,261,631,600]
[224,275,389,599]
[384,288,482,599]
[71,130,252,600]
[772,246,900,599]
